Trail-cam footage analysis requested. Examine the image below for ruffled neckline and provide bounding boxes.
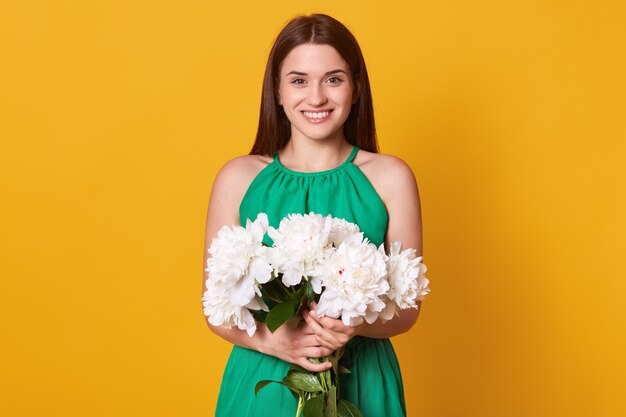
[272,146,360,177]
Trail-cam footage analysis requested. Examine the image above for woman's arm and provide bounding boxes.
[303,154,423,346]
[202,156,333,372]
[358,154,423,338]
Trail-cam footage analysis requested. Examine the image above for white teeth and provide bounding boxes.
[303,111,330,119]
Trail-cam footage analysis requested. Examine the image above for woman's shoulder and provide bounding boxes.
[355,150,421,244]
[353,149,419,207]
[212,154,273,197]
[354,150,417,190]
[217,154,273,177]
[217,154,272,180]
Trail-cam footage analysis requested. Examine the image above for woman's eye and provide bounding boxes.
[291,78,306,85]
[327,76,343,84]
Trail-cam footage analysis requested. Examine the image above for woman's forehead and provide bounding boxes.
[279,44,349,76]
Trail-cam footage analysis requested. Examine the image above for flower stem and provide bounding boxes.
[319,368,328,391]
[295,395,305,417]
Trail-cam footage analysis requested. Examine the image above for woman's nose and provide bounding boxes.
[307,84,328,107]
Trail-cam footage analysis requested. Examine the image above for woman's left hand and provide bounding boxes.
[302,302,367,351]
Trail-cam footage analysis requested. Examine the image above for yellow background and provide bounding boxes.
[1,1,624,416]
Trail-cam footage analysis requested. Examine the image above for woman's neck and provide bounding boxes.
[278,137,353,173]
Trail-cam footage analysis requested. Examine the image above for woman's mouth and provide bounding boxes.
[302,110,333,123]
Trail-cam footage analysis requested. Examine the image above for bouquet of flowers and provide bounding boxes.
[202,212,430,417]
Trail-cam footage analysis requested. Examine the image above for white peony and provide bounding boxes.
[414,261,430,301]
[202,279,266,337]
[316,233,390,326]
[267,213,334,293]
[202,213,272,336]
[385,242,431,311]
[202,211,431,337]
[205,213,272,307]
[328,217,361,247]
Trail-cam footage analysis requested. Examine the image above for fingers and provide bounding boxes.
[302,346,334,358]
[304,309,355,349]
[298,321,316,335]
[314,334,337,350]
[268,322,336,371]
[311,313,349,332]
[297,357,333,373]
[299,334,327,350]
[302,310,330,334]
[289,333,333,357]
[309,306,344,331]
[303,311,339,349]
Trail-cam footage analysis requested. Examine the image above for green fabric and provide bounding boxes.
[215,146,407,417]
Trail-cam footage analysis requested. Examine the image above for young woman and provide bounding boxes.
[203,13,423,417]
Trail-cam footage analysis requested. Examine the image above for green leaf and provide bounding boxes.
[338,365,351,375]
[337,400,364,417]
[328,347,344,380]
[303,394,325,417]
[304,280,316,302]
[324,386,337,417]
[293,285,307,311]
[290,363,310,373]
[255,379,302,400]
[266,285,308,332]
[263,279,290,302]
[251,309,267,321]
[255,380,276,396]
[284,369,324,393]
[277,381,302,400]
[266,300,298,332]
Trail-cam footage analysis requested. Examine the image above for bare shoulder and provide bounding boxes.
[208,154,272,222]
[355,150,422,253]
[353,150,418,202]
[215,154,272,180]
[212,154,272,193]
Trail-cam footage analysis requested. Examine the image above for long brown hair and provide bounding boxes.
[249,14,378,156]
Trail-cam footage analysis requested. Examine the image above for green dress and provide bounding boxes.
[215,146,407,417]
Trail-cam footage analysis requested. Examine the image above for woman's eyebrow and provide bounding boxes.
[285,69,348,76]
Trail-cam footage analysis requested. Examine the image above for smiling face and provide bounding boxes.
[277,43,356,144]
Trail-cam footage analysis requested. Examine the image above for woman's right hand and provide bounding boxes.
[259,320,334,372]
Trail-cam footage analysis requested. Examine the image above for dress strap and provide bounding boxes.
[347,145,360,163]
